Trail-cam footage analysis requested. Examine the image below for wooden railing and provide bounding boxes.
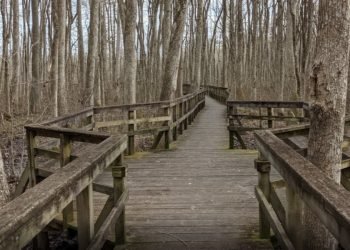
[0,126,127,249]
[227,101,309,149]
[206,85,230,103]
[254,127,350,249]
[93,89,206,154]
[1,89,206,250]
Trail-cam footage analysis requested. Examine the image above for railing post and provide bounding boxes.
[173,104,177,141]
[286,185,304,249]
[164,106,171,149]
[184,101,188,130]
[27,129,50,250]
[26,129,37,187]
[267,107,273,129]
[60,134,74,227]
[188,100,192,125]
[179,102,184,135]
[128,110,136,155]
[77,183,94,250]
[229,130,235,149]
[112,155,126,245]
[255,152,271,239]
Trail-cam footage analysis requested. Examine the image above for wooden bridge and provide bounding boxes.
[1,86,350,250]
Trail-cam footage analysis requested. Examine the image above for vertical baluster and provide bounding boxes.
[60,134,74,227]
[164,106,171,149]
[77,184,94,250]
[128,110,136,155]
[255,152,271,239]
[173,104,177,141]
[113,155,126,245]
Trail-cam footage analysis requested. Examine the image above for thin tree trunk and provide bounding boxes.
[85,0,100,106]
[30,0,40,113]
[160,0,188,101]
[57,0,67,115]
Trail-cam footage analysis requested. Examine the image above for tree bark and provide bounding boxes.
[160,0,188,101]
[30,0,40,113]
[57,0,67,115]
[119,0,137,104]
[85,0,100,106]
[0,150,9,207]
[306,0,350,249]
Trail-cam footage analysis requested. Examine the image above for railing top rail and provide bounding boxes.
[227,100,309,109]
[255,130,350,248]
[25,124,110,143]
[94,89,205,113]
[206,85,229,90]
[0,134,127,249]
[40,108,94,126]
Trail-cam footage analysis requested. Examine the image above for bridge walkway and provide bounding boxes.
[95,97,273,249]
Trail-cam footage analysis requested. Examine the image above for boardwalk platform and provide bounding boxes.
[113,97,273,249]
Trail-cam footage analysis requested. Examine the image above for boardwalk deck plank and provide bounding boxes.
[121,97,273,249]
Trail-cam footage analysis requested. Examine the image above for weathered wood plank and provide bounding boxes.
[0,135,127,249]
[255,130,350,249]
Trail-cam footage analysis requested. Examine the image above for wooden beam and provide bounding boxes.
[0,135,127,249]
[255,130,350,249]
[77,184,94,250]
[255,187,295,250]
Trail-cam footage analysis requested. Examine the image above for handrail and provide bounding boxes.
[206,85,230,103]
[0,133,127,249]
[4,89,207,249]
[254,130,350,249]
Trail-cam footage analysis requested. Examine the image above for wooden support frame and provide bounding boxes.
[255,156,271,239]
[77,184,94,250]
[128,110,136,155]
[112,155,127,245]
[255,130,350,249]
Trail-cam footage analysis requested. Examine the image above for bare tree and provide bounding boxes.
[160,0,188,100]
[118,0,137,104]
[305,0,350,249]
[30,0,40,113]
[85,0,100,106]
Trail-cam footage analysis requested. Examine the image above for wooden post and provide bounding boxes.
[179,102,183,135]
[229,130,234,149]
[184,101,188,130]
[77,183,94,250]
[26,129,37,187]
[27,129,50,250]
[173,104,177,141]
[112,155,126,245]
[164,106,171,149]
[255,152,271,239]
[128,110,136,155]
[286,186,304,249]
[60,134,74,226]
[267,107,273,129]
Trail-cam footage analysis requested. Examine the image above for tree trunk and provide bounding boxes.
[306,1,350,249]
[85,0,100,106]
[195,0,203,89]
[77,0,85,90]
[0,150,9,207]
[57,0,67,115]
[30,0,40,113]
[11,0,20,109]
[160,0,188,101]
[119,0,137,104]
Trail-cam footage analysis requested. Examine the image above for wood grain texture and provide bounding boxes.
[119,97,273,249]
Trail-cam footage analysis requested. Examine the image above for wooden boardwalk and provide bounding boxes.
[119,97,272,249]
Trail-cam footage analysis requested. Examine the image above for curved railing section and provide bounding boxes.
[0,89,206,250]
